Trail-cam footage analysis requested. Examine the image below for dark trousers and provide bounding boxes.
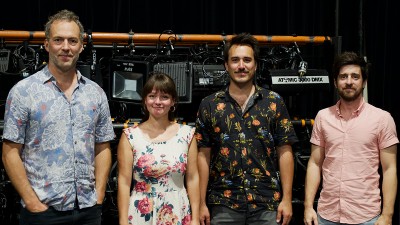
[210,205,278,225]
[19,204,102,225]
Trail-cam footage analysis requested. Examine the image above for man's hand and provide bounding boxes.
[276,199,292,225]
[303,207,318,225]
[199,203,210,225]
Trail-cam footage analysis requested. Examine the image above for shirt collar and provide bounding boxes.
[220,84,264,100]
[40,65,86,85]
[335,98,365,117]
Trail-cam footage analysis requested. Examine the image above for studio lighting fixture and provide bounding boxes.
[109,59,151,103]
[153,61,193,103]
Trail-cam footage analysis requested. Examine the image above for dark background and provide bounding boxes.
[0,0,399,224]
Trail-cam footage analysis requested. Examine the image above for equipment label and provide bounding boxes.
[271,76,329,84]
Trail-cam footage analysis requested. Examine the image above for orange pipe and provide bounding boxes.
[0,30,331,46]
[291,119,314,127]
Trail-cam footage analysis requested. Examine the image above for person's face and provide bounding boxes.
[44,20,83,73]
[225,44,257,87]
[334,64,366,102]
[145,89,174,119]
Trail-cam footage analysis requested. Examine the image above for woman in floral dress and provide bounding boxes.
[117,72,200,225]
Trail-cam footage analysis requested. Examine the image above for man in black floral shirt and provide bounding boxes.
[195,33,298,225]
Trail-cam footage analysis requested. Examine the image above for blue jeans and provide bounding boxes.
[19,204,102,225]
[318,213,379,225]
[210,205,278,225]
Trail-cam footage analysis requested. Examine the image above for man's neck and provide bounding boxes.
[339,96,363,116]
[229,83,255,110]
[48,64,77,84]
[229,82,255,96]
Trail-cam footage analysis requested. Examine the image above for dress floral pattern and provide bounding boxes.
[123,124,195,225]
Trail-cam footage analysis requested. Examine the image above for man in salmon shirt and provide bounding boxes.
[303,51,398,225]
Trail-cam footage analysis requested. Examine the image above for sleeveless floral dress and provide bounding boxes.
[123,124,195,225]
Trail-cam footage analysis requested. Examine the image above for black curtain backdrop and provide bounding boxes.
[0,0,336,35]
[1,0,399,224]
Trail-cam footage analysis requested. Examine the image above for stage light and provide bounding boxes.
[153,61,193,103]
[192,64,227,87]
[0,49,10,72]
[298,61,308,77]
[109,59,150,103]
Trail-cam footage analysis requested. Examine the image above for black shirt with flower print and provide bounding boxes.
[195,85,298,212]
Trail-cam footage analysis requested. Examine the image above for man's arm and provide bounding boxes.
[276,144,294,225]
[2,140,47,212]
[376,144,397,225]
[198,147,211,225]
[303,144,324,225]
[94,141,112,204]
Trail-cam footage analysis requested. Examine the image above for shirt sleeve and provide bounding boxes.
[2,81,30,144]
[195,98,212,148]
[310,110,325,147]
[273,93,299,146]
[95,88,115,143]
[378,111,399,150]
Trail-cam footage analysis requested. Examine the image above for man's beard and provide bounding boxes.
[338,87,363,102]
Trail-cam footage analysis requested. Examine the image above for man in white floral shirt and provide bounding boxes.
[1,9,115,225]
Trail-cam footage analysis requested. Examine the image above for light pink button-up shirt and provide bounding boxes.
[310,99,399,224]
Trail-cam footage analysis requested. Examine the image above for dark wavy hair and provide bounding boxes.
[332,51,368,81]
[223,32,260,64]
[141,72,178,121]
